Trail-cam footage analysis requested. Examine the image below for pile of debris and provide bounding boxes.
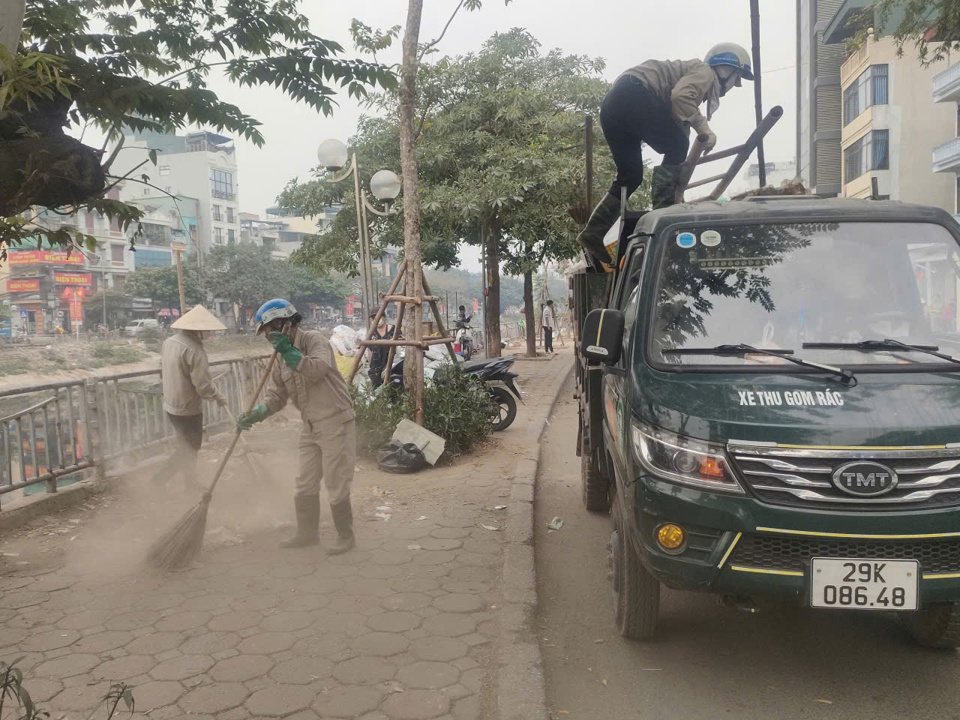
[731,179,809,200]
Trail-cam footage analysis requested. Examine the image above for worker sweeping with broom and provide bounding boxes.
[577,43,753,267]
[236,299,357,554]
[151,305,229,490]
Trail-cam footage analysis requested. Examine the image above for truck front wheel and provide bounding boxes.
[581,440,610,512]
[611,516,660,640]
[901,604,960,649]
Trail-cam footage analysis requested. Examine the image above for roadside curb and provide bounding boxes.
[498,355,574,720]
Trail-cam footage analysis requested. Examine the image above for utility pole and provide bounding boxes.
[173,242,187,315]
[750,0,766,188]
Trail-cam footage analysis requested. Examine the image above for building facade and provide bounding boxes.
[931,56,960,215]
[823,6,954,207]
[113,130,240,255]
[796,0,845,196]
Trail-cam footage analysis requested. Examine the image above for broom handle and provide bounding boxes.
[204,351,278,499]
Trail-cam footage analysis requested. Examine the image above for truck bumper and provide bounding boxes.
[631,472,960,606]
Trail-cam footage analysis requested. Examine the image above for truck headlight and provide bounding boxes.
[631,420,743,494]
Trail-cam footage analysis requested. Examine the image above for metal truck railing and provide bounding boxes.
[0,353,272,509]
[676,105,784,204]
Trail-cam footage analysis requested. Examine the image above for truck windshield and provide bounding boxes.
[651,221,960,367]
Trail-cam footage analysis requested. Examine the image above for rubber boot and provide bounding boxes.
[326,499,356,555]
[280,495,320,548]
[576,192,621,267]
[651,165,683,210]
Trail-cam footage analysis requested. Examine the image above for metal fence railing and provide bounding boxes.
[0,353,272,509]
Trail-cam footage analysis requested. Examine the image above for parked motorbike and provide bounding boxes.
[389,353,523,431]
[453,316,475,360]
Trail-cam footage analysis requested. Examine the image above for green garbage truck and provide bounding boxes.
[570,196,960,647]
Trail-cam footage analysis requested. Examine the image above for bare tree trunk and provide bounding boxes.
[399,0,425,424]
[523,268,536,358]
[483,227,501,358]
[0,0,25,53]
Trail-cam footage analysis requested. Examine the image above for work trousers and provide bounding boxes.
[600,75,690,200]
[544,327,553,353]
[152,412,203,484]
[296,418,356,504]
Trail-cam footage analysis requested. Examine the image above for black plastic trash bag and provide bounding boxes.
[377,440,428,474]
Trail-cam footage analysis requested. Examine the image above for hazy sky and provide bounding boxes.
[114,0,799,271]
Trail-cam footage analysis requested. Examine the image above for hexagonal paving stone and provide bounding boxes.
[344,578,394,597]
[260,611,314,632]
[21,629,80,652]
[22,677,62,703]
[49,681,115,711]
[179,682,249,714]
[447,566,494,582]
[452,695,480,720]
[396,661,459,689]
[456,553,497,568]
[410,637,468,662]
[367,612,421,633]
[413,551,457,567]
[209,610,262,632]
[441,581,489,594]
[430,527,471,539]
[382,593,433,612]
[381,689,451,719]
[370,551,413,566]
[433,595,483,614]
[313,686,384,717]
[237,632,296,654]
[28,575,79,593]
[359,565,403,580]
[106,610,162,632]
[421,614,478,638]
[351,632,409,657]
[246,684,315,716]
[155,611,211,632]
[150,654,215,681]
[280,594,330,612]
[56,609,114,631]
[292,633,351,659]
[180,632,242,655]
[133,594,186,612]
[333,656,397,685]
[181,595,232,612]
[327,594,385,615]
[33,654,99,678]
[390,577,441,593]
[92,655,156,680]
[0,591,47,610]
[418,538,463,551]
[269,656,334,684]
[210,654,275,682]
[125,631,182,655]
[72,631,132,654]
[233,595,282,612]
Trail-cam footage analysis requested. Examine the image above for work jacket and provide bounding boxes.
[621,59,720,136]
[161,331,224,416]
[264,327,355,428]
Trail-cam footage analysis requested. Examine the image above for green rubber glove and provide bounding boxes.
[270,332,303,370]
[236,403,269,431]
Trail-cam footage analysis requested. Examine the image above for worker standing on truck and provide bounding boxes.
[577,43,754,267]
[236,299,357,554]
[153,305,229,490]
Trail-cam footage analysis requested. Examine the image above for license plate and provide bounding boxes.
[810,558,919,611]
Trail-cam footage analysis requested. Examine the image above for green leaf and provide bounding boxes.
[148,149,158,165]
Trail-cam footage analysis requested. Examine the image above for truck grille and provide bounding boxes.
[728,445,960,511]
[730,533,960,575]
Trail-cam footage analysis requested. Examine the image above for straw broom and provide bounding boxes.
[147,351,278,571]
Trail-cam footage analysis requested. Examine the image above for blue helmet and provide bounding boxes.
[705,42,754,81]
[255,298,299,335]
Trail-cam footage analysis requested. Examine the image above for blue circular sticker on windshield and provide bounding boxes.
[677,232,696,248]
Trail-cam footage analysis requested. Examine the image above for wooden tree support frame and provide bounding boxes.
[347,259,459,386]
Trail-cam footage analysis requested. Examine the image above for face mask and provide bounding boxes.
[715,66,741,97]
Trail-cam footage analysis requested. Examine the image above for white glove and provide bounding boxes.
[701,130,717,153]
[216,396,229,409]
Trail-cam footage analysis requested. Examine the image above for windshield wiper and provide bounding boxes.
[663,344,856,385]
[803,339,960,368]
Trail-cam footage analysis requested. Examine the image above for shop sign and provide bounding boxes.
[8,279,39,292]
[54,272,92,286]
[9,250,86,266]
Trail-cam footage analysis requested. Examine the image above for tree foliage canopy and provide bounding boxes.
[1,0,396,253]
[853,0,960,65]
[279,29,641,279]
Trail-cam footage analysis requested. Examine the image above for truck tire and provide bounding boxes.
[581,444,610,512]
[901,604,960,649]
[612,515,660,640]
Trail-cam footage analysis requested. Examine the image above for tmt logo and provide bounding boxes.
[832,462,899,497]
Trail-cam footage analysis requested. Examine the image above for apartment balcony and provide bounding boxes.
[933,62,960,104]
[933,137,960,173]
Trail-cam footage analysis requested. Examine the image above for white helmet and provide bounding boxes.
[705,43,754,80]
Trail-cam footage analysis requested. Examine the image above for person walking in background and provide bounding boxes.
[237,299,357,554]
[152,305,228,489]
[368,312,393,388]
[542,299,555,356]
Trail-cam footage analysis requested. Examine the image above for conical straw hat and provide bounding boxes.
[171,305,227,331]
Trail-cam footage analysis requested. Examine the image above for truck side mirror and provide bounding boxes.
[580,308,625,364]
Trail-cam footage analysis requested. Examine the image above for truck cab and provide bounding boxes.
[572,196,960,648]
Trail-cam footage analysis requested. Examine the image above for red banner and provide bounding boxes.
[8,279,39,292]
[9,250,85,266]
[473,298,479,313]
[54,272,92,286]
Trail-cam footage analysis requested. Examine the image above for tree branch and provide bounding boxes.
[418,0,465,61]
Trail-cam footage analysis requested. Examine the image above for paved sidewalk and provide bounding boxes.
[0,350,573,720]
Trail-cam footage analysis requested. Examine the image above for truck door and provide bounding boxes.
[605,241,646,488]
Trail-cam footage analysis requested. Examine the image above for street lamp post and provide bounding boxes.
[317,140,401,320]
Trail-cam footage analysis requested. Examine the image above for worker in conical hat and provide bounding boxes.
[151,305,229,489]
